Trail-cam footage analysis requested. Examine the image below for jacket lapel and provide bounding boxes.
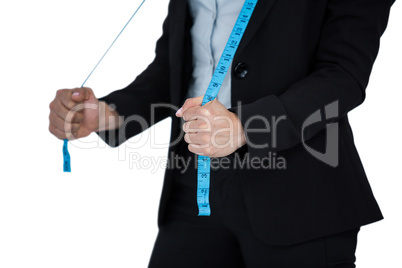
[236,0,278,56]
[169,0,189,107]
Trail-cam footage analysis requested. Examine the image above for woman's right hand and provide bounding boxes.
[48,87,100,140]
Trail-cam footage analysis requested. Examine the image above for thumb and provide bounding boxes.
[71,87,92,103]
[176,95,204,117]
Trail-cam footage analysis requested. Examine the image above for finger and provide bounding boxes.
[65,131,78,141]
[49,112,80,133]
[50,98,84,124]
[59,101,83,123]
[49,107,84,126]
[183,120,197,133]
[182,106,211,122]
[183,119,210,133]
[188,144,213,156]
[176,95,204,117]
[57,89,76,110]
[184,133,209,145]
[49,99,72,122]
[71,87,92,103]
[57,87,92,110]
[49,124,67,140]
[71,111,84,124]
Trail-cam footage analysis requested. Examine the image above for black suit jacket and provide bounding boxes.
[96,0,395,245]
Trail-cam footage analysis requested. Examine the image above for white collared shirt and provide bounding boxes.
[186,0,245,108]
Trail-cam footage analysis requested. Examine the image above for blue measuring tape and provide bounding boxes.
[197,0,258,216]
[62,0,146,172]
[63,139,71,172]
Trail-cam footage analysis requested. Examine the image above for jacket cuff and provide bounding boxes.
[95,96,129,148]
[229,95,300,159]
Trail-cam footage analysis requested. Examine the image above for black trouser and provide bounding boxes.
[149,142,360,267]
[149,219,359,268]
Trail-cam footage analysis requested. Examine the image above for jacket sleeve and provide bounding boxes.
[230,0,395,158]
[96,11,171,148]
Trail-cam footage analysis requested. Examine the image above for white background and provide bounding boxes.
[0,0,401,267]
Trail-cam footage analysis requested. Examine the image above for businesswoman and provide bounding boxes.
[49,0,396,266]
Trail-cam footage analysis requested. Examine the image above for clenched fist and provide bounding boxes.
[176,95,246,157]
[48,87,100,140]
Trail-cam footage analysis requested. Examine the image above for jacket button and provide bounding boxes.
[234,62,248,79]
